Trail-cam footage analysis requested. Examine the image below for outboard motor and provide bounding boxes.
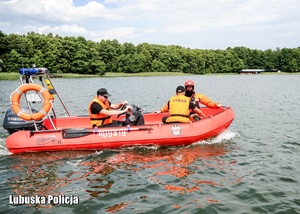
[3,107,44,134]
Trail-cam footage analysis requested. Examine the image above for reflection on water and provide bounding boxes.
[7,139,243,212]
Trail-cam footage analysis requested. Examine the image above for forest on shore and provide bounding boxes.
[0,31,299,75]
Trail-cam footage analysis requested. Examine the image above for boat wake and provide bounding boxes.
[195,129,237,145]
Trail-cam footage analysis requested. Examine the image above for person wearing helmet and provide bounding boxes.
[184,80,222,121]
[155,85,205,123]
[184,80,222,108]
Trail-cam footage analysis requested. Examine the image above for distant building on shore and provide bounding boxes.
[238,69,266,74]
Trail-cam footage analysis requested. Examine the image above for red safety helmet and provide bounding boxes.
[184,80,195,87]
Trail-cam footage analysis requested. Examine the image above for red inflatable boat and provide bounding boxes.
[3,68,235,154]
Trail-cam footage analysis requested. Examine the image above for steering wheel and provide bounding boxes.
[120,103,127,110]
[117,103,128,118]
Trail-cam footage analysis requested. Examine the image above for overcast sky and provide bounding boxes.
[0,0,299,50]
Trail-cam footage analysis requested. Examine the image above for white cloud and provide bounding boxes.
[24,24,89,35]
[100,27,136,40]
[0,0,114,23]
[0,0,299,49]
[138,1,159,11]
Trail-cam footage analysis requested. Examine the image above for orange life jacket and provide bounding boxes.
[88,97,112,127]
[166,94,191,123]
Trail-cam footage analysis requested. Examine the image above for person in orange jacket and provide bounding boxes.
[155,86,205,123]
[184,80,222,108]
[88,88,129,127]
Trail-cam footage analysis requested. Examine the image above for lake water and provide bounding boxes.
[0,74,299,213]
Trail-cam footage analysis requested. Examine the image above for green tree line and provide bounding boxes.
[0,31,299,74]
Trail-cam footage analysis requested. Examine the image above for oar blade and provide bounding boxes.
[62,128,91,139]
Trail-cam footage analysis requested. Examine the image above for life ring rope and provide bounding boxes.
[11,84,52,121]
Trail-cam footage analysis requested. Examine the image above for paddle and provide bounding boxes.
[62,127,153,139]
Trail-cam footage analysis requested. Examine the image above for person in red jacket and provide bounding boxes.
[184,80,222,108]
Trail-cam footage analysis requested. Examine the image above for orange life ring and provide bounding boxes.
[11,84,52,121]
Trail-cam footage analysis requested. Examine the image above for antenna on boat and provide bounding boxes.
[20,35,24,69]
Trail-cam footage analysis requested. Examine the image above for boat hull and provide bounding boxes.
[6,107,234,154]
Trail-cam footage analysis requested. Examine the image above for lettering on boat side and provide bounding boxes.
[35,135,56,145]
[97,130,126,138]
[171,125,181,136]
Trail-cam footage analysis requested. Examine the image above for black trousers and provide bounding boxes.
[102,120,125,127]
